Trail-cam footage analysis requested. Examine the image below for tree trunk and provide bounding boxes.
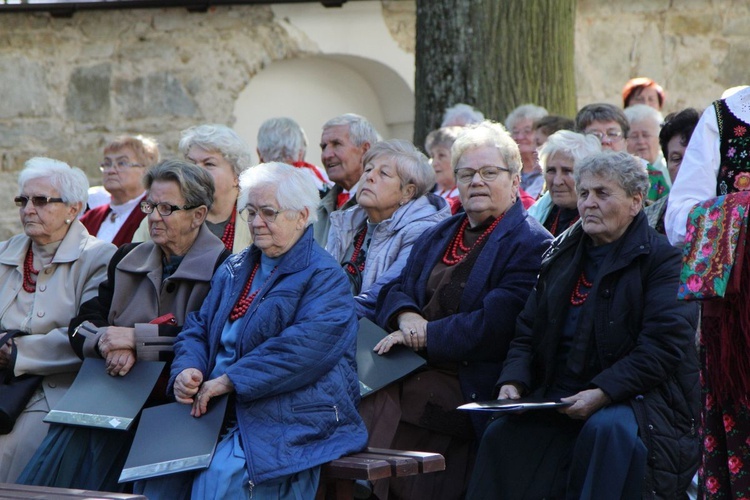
[414,0,577,148]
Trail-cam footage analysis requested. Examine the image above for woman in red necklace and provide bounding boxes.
[469,151,699,499]
[369,121,553,500]
[0,158,115,482]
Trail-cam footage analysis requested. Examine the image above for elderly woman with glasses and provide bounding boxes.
[81,135,160,246]
[576,103,668,204]
[143,162,367,498]
[326,139,450,319]
[468,151,699,499]
[19,160,230,492]
[369,121,552,499]
[527,130,601,237]
[133,124,253,253]
[505,104,549,199]
[0,158,115,482]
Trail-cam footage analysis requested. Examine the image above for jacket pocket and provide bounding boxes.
[287,402,339,447]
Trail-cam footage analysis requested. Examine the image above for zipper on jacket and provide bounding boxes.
[334,404,339,422]
[248,480,254,498]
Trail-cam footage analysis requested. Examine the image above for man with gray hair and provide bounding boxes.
[256,117,332,196]
[315,113,380,246]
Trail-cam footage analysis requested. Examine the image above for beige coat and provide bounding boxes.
[0,220,115,482]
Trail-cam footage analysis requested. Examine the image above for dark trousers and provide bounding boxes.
[467,404,646,500]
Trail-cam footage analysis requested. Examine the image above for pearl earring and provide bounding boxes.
[65,219,71,224]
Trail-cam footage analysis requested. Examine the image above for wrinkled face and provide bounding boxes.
[666,135,687,183]
[544,152,577,210]
[629,87,661,110]
[101,146,146,200]
[186,146,238,202]
[626,119,661,164]
[245,185,307,258]
[577,172,642,246]
[147,180,203,258]
[20,177,79,245]
[358,157,414,223]
[320,125,368,190]
[584,120,626,152]
[429,145,455,191]
[456,146,519,226]
[511,118,536,155]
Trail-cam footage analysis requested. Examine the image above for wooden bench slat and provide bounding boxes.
[348,453,418,477]
[322,456,392,481]
[0,482,146,499]
[365,447,446,473]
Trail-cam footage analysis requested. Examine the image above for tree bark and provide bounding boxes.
[414,0,577,148]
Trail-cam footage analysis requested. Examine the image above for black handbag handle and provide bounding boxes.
[0,329,27,384]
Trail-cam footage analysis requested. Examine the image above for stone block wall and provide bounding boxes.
[0,0,744,239]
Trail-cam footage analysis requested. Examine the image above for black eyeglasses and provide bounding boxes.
[239,206,287,223]
[15,196,66,208]
[140,200,200,216]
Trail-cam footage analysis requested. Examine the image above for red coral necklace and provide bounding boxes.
[220,208,236,252]
[345,225,367,275]
[570,271,593,306]
[442,215,503,266]
[549,209,580,236]
[230,262,277,321]
[22,245,39,293]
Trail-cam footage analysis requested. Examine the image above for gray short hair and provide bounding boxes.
[575,103,630,137]
[322,114,380,148]
[574,151,649,199]
[238,162,320,227]
[441,103,485,128]
[19,157,89,206]
[451,121,522,176]
[179,124,253,177]
[424,126,463,153]
[623,104,664,130]
[537,130,602,169]
[362,140,436,198]
[143,159,215,210]
[505,104,549,131]
[257,117,307,163]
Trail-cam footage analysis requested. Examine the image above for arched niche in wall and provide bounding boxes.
[233,54,414,167]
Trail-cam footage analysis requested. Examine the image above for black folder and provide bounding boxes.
[119,395,228,483]
[44,358,165,430]
[357,318,426,397]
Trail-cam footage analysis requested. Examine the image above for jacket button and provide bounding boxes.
[39,285,47,292]
[471,393,477,400]
[648,424,654,430]
[601,289,611,298]
[166,283,176,293]
[36,311,45,318]
[635,395,644,401]
[47,382,57,388]
[44,268,52,275]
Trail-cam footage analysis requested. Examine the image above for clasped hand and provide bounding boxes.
[373,311,428,355]
[0,340,12,370]
[97,326,136,376]
[174,368,234,417]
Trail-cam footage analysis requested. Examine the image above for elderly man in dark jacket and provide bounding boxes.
[468,151,700,499]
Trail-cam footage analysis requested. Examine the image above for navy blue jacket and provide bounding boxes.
[170,226,367,486]
[375,200,552,414]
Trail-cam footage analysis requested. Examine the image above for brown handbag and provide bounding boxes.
[0,330,43,434]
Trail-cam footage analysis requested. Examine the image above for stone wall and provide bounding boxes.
[0,0,745,238]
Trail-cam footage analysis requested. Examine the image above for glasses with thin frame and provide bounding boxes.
[14,196,66,208]
[99,160,143,172]
[454,166,511,184]
[586,130,623,143]
[140,200,200,217]
[239,206,287,223]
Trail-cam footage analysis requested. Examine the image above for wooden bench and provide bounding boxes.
[0,483,145,499]
[316,448,445,500]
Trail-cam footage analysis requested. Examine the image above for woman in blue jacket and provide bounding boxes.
[168,162,367,499]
